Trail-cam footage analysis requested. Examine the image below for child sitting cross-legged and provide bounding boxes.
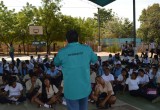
[91,76,116,109]
[33,77,61,108]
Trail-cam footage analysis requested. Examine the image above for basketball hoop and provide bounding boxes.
[33,29,39,34]
[29,26,43,35]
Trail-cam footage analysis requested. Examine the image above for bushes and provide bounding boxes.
[102,44,121,53]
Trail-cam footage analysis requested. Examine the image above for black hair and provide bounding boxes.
[30,72,37,78]
[41,77,51,101]
[121,68,129,78]
[25,60,29,64]
[8,76,17,86]
[152,66,158,71]
[131,72,138,78]
[66,30,78,43]
[102,64,109,69]
[138,69,145,73]
[95,75,102,80]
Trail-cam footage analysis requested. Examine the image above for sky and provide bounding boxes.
[2,0,160,28]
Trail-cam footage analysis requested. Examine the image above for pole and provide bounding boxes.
[98,8,100,46]
[133,0,136,47]
[34,36,37,55]
[98,8,101,52]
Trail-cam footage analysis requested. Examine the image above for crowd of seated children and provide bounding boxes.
[0,54,63,109]
[121,41,134,56]
[89,51,160,105]
[0,51,160,109]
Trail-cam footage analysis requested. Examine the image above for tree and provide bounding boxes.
[93,8,133,39]
[138,3,160,43]
[16,2,36,54]
[99,17,133,38]
[0,1,18,47]
[94,8,114,25]
[34,0,63,54]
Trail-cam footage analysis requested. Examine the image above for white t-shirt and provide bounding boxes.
[143,58,150,64]
[90,71,96,83]
[148,72,160,80]
[125,78,139,91]
[26,63,34,71]
[123,56,129,61]
[137,74,149,84]
[3,63,9,71]
[13,66,19,73]
[30,58,36,64]
[36,58,43,64]
[117,74,126,85]
[4,82,23,97]
[9,66,18,74]
[128,69,138,77]
[102,73,114,82]
[23,74,30,82]
[95,81,114,95]
[129,59,137,64]
[39,85,58,99]
[26,79,42,92]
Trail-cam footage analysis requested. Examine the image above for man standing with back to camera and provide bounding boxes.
[54,30,98,110]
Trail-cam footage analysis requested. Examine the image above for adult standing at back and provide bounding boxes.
[150,40,156,58]
[9,43,14,62]
[54,30,98,110]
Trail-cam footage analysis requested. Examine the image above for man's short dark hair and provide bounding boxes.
[66,30,78,43]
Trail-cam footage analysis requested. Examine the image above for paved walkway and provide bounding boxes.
[0,99,138,110]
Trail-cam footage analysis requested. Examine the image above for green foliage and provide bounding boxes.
[94,8,133,39]
[0,0,140,53]
[104,44,121,53]
[94,8,113,24]
[0,1,18,45]
[103,17,133,38]
[137,3,160,43]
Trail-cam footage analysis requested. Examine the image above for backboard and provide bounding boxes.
[29,26,43,35]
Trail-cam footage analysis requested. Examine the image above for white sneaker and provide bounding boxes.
[62,101,67,105]
[44,104,50,108]
[15,102,20,105]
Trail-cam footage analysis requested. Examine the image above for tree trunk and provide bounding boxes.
[53,43,57,51]
[27,44,29,56]
[47,44,51,55]
[23,41,26,55]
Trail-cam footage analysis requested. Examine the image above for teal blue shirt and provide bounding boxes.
[54,42,98,100]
